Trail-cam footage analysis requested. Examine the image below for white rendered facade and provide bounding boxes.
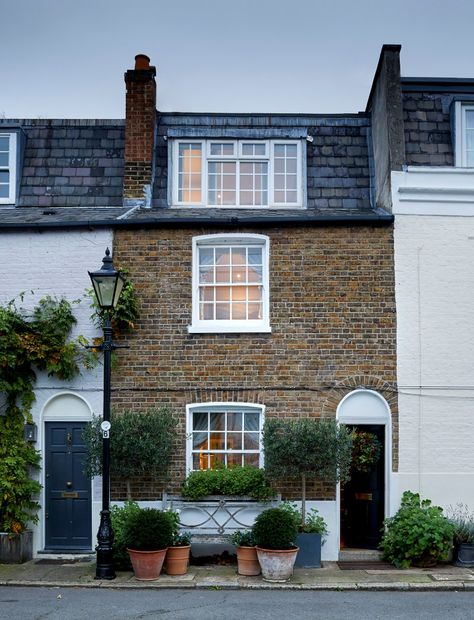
[0,229,112,554]
[392,167,474,511]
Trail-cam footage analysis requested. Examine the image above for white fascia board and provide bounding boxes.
[392,168,474,215]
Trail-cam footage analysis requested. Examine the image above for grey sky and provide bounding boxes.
[2,0,474,118]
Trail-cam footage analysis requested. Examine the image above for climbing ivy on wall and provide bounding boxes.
[0,295,96,534]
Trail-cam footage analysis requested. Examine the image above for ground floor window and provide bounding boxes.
[186,403,264,471]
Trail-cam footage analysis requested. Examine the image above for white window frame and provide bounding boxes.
[171,139,303,208]
[188,233,271,334]
[0,132,17,205]
[455,102,474,167]
[185,402,265,473]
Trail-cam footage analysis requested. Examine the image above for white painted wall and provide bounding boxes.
[0,229,113,554]
[392,168,474,513]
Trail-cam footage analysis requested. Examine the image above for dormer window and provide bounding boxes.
[172,139,303,208]
[455,103,474,167]
[0,133,17,204]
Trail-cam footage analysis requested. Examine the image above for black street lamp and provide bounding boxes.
[88,248,125,580]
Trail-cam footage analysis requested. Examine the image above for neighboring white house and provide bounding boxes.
[0,229,112,554]
[392,166,474,511]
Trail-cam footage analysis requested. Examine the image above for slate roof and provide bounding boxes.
[0,112,387,228]
[154,113,373,213]
[0,119,124,208]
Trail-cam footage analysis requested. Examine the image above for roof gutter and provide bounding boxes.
[0,213,393,231]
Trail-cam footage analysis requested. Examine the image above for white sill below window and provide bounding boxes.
[188,322,272,334]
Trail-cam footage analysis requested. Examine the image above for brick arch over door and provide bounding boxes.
[321,375,398,471]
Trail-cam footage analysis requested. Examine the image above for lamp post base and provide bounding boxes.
[95,509,115,580]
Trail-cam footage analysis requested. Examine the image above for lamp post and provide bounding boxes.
[88,247,125,580]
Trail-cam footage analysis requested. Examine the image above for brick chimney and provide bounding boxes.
[123,54,157,205]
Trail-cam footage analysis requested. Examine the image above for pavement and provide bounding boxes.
[0,558,473,591]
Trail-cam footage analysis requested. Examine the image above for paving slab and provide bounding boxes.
[0,559,473,592]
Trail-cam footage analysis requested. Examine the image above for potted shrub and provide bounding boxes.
[280,502,328,568]
[447,504,474,567]
[380,491,454,568]
[263,418,352,567]
[164,511,192,576]
[110,501,141,570]
[123,508,174,580]
[252,507,299,582]
[230,530,260,576]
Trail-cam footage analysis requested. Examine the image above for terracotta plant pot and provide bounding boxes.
[256,546,299,582]
[127,548,168,580]
[165,545,191,575]
[236,545,260,576]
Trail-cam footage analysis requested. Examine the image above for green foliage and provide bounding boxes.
[88,267,139,335]
[263,418,353,523]
[180,466,276,501]
[82,408,177,499]
[165,509,192,546]
[252,507,298,550]
[446,504,474,546]
[351,431,382,473]
[380,491,454,568]
[123,508,174,551]
[279,501,328,536]
[110,501,141,570]
[173,532,192,546]
[0,295,94,534]
[229,530,255,547]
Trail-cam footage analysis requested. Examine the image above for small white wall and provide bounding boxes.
[0,229,113,554]
[392,169,474,512]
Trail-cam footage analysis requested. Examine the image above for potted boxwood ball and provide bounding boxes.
[252,507,299,582]
[230,530,260,576]
[123,508,174,580]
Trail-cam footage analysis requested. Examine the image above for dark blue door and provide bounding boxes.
[45,422,92,551]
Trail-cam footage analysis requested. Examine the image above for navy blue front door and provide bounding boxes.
[45,422,92,550]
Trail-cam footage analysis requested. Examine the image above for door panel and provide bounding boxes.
[341,424,385,549]
[45,422,92,550]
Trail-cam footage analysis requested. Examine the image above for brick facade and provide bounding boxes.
[111,224,397,501]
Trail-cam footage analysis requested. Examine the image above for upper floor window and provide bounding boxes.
[455,102,474,167]
[0,133,17,204]
[189,234,270,334]
[172,139,303,208]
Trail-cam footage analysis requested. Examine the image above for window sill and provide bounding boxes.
[188,324,272,334]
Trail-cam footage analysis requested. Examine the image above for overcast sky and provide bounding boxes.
[2,0,474,118]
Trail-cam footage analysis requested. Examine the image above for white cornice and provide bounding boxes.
[392,167,474,215]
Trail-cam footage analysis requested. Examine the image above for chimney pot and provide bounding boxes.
[135,54,151,70]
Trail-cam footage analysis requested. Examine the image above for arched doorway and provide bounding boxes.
[42,393,93,551]
[337,389,391,550]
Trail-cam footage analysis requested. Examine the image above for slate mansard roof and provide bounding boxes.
[0,111,391,228]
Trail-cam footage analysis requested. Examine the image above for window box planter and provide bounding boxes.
[0,531,33,564]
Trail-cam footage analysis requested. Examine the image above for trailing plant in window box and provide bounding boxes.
[380,491,454,568]
[180,466,276,501]
[351,431,382,473]
[82,407,177,500]
[263,418,353,525]
[0,295,96,535]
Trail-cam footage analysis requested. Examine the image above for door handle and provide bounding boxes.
[66,481,72,488]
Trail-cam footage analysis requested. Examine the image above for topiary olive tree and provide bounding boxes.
[82,407,177,500]
[263,417,353,526]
